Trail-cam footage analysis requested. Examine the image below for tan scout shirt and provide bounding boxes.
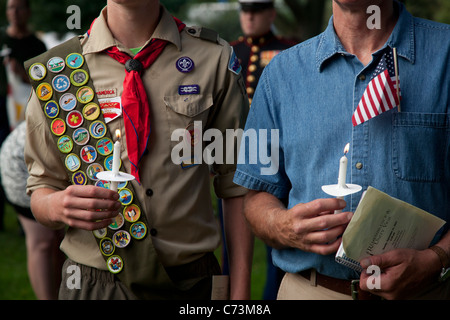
[25,6,248,269]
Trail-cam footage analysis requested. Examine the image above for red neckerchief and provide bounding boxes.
[88,16,185,183]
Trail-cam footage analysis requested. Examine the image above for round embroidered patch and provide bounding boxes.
[47,57,65,73]
[50,118,66,136]
[59,93,77,111]
[72,127,90,146]
[57,135,73,154]
[36,83,53,101]
[106,255,123,274]
[66,53,84,69]
[130,222,147,240]
[70,69,89,87]
[80,145,97,164]
[52,74,70,93]
[65,153,81,172]
[44,100,59,118]
[176,56,195,73]
[29,63,46,81]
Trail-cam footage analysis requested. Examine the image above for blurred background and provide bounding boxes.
[0,0,448,300]
[0,0,449,48]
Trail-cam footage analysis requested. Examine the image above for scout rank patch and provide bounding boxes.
[27,47,150,276]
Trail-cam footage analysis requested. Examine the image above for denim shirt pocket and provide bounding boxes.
[392,112,449,182]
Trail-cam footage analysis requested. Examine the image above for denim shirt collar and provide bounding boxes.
[316,1,415,72]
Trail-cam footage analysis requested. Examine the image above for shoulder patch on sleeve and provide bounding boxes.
[228,47,242,75]
[185,26,219,44]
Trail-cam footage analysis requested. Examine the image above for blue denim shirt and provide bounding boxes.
[233,2,450,280]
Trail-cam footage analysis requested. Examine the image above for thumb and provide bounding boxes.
[360,250,400,270]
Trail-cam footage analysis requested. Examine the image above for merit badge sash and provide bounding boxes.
[25,36,176,299]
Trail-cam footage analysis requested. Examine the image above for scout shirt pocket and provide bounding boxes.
[392,112,449,182]
[164,94,214,163]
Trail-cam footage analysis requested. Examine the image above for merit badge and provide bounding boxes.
[59,93,77,111]
[87,163,103,180]
[93,227,107,239]
[109,213,124,230]
[178,85,200,95]
[72,171,87,185]
[89,120,107,139]
[100,238,115,256]
[130,222,147,240]
[118,188,133,206]
[57,135,73,154]
[80,145,97,164]
[29,63,46,81]
[36,83,53,101]
[96,137,113,156]
[99,97,122,123]
[104,154,114,171]
[176,56,194,73]
[50,118,66,136]
[76,86,94,104]
[95,180,110,189]
[66,110,83,128]
[106,255,123,274]
[123,204,141,223]
[73,127,90,146]
[82,103,100,121]
[228,48,242,75]
[66,53,84,69]
[47,57,65,73]
[44,100,59,118]
[70,69,89,87]
[113,230,131,248]
[65,153,81,172]
[52,74,70,93]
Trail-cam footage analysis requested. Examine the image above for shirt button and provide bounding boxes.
[150,228,157,236]
[355,162,363,170]
[146,188,153,197]
[359,74,366,81]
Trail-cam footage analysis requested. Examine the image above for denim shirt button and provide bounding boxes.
[359,74,366,81]
[355,162,363,170]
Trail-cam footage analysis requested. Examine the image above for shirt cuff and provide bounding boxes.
[233,170,290,199]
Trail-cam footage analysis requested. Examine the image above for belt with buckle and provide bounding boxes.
[299,269,381,300]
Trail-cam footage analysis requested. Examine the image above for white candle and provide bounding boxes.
[338,143,350,188]
[110,129,121,191]
[335,143,350,213]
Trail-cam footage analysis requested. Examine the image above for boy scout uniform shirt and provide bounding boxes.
[25,6,249,270]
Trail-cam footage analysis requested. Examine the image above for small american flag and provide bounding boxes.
[352,48,400,126]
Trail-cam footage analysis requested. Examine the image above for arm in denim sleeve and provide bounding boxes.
[233,64,291,199]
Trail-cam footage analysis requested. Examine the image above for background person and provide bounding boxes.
[0,121,65,300]
[234,0,450,300]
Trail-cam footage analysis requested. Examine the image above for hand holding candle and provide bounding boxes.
[96,128,135,191]
[322,143,362,213]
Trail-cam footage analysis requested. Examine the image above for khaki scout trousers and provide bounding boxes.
[59,254,221,300]
[277,271,450,300]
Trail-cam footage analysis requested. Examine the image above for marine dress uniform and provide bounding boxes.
[231,31,296,104]
[25,5,248,299]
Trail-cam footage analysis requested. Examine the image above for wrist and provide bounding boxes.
[428,245,450,282]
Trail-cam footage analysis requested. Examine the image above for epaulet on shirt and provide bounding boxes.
[185,26,220,44]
